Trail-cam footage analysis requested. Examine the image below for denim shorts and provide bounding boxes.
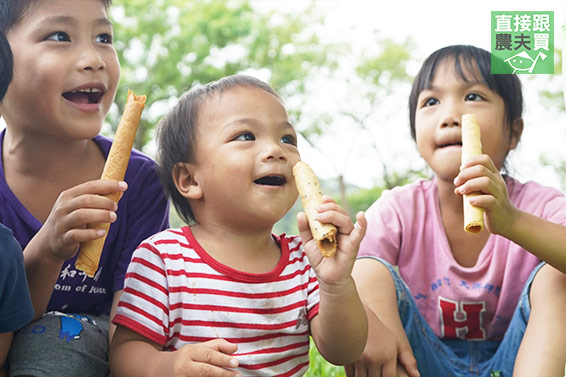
[372,257,544,377]
[8,311,109,377]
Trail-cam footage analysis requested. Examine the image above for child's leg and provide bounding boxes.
[372,258,466,376]
[514,264,566,377]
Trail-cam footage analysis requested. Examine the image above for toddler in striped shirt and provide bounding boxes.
[109,74,369,377]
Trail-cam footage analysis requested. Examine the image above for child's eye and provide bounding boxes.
[46,31,70,42]
[96,33,113,44]
[465,93,484,101]
[234,132,255,141]
[423,98,439,107]
[281,135,297,146]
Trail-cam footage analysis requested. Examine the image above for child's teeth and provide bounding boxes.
[75,88,101,93]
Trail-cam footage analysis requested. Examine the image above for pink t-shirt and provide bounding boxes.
[358,177,566,341]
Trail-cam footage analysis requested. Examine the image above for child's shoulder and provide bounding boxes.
[142,226,187,245]
[507,176,564,198]
[0,223,23,271]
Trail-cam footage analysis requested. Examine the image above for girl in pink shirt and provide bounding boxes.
[348,45,566,377]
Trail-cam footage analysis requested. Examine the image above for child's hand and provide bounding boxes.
[345,309,420,377]
[167,339,240,377]
[36,179,127,261]
[454,154,520,235]
[297,196,367,287]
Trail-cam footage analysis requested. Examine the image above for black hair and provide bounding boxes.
[1,0,112,33]
[0,30,12,100]
[408,45,523,141]
[156,74,281,224]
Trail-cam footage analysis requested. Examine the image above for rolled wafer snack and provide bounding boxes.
[75,90,146,277]
[461,113,484,234]
[293,161,337,257]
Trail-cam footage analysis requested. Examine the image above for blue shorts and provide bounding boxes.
[374,258,544,377]
[8,311,109,377]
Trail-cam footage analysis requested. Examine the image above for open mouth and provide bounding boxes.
[254,175,287,186]
[63,88,103,104]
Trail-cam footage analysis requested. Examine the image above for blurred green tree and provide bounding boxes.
[109,0,338,150]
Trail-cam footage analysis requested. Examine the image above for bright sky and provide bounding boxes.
[252,0,566,190]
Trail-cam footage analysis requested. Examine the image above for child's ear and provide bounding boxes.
[172,162,202,200]
[508,117,524,151]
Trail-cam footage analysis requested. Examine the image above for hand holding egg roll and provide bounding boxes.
[293,161,337,257]
[75,90,146,277]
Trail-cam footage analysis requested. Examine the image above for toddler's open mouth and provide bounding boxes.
[254,175,287,186]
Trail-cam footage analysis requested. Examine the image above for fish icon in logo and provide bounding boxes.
[504,51,547,73]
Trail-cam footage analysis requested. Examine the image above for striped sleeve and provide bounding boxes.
[113,236,171,346]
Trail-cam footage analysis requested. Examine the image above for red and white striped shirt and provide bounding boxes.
[114,227,320,376]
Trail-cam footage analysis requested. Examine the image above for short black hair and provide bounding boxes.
[156,74,281,224]
[408,45,523,141]
[0,30,12,100]
[1,0,112,32]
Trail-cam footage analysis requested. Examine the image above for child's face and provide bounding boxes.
[414,59,513,182]
[2,0,119,139]
[190,86,301,229]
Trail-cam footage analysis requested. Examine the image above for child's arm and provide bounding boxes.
[455,155,566,273]
[23,179,128,318]
[347,259,420,377]
[297,198,368,365]
[109,325,240,377]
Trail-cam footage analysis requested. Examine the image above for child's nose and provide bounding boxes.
[439,106,461,128]
[262,141,287,162]
[78,46,106,72]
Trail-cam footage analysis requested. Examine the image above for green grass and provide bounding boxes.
[305,339,346,377]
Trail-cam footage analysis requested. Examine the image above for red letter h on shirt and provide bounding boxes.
[439,297,486,340]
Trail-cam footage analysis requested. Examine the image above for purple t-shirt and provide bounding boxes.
[358,177,566,341]
[0,130,169,316]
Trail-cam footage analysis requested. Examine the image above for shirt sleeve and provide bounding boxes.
[113,239,170,346]
[357,190,403,266]
[541,190,566,226]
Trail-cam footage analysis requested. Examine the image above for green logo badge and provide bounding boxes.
[491,11,554,74]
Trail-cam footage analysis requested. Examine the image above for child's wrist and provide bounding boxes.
[27,231,66,266]
[317,276,357,298]
[497,206,523,239]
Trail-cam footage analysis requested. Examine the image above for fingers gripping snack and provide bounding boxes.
[461,113,484,234]
[293,161,337,257]
[75,90,146,277]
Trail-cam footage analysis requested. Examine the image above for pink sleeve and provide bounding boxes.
[541,191,566,225]
[357,190,402,266]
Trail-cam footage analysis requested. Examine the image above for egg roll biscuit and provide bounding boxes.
[293,161,337,257]
[75,90,146,277]
[461,113,484,234]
